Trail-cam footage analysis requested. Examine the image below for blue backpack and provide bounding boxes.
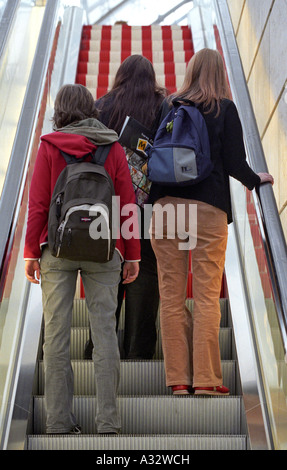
[146,99,212,186]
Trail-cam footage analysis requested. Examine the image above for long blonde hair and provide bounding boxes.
[173,48,231,115]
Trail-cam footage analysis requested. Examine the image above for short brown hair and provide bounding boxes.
[52,84,98,129]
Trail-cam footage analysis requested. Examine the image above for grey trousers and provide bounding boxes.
[40,247,122,434]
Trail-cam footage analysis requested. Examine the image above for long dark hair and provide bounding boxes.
[97,55,167,134]
[53,84,98,129]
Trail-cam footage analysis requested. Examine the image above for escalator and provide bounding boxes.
[0,0,287,451]
[26,21,249,451]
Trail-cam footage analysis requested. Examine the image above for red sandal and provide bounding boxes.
[194,385,230,396]
[172,385,192,395]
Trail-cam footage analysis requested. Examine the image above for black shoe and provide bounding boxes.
[69,425,82,434]
[84,338,93,360]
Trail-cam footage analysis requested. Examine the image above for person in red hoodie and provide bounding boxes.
[24,84,140,435]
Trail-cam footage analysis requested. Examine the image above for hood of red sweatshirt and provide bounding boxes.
[41,118,118,159]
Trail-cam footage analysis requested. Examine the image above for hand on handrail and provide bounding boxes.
[258,172,274,185]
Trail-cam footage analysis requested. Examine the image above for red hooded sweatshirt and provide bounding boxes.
[24,127,141,262]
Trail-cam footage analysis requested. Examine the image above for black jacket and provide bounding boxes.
[149,98,260,223]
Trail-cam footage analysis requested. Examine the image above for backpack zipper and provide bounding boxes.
[56,221,65,257]
[55,194,62,219]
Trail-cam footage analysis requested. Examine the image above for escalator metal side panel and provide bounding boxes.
[225,222,272,450]
[4,284,43,450]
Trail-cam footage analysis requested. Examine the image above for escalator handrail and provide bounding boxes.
[0,0,21,60]
[0,0,61,295]
[214,0,287,357]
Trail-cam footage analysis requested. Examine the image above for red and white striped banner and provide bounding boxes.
[76,24,194,98]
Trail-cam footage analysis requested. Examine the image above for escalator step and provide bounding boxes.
[37,360,236,396]
[27,433,247,450]
[71,298,231,328]
[69,326,233,361]
[33,396,244,435]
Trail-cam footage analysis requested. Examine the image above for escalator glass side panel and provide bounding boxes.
[230,165,287,450]
[0,2,45,199]
[0,1,8,21]
[0,212,30,447]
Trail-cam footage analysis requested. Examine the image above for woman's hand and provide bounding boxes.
[258,172,274,185]
[25,260,41,284]
[122,261,140,284]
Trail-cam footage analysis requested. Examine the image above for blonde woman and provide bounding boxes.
[149,48,273,396]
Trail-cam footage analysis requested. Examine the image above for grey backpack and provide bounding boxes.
[48,144,117,263]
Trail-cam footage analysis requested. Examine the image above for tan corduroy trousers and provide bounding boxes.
[150,196,228,388]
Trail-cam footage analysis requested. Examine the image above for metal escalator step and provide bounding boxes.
[27,433,247,450]
[37,360,236,396]
[71,298,231,328]
[70,326,233,361]
[33,396,243,435]
[41,360,235,396]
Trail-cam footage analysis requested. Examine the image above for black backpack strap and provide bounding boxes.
[91,144,112,166]
[60,144,112,166]
[60,151,88,164]
[172,98,195,108]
